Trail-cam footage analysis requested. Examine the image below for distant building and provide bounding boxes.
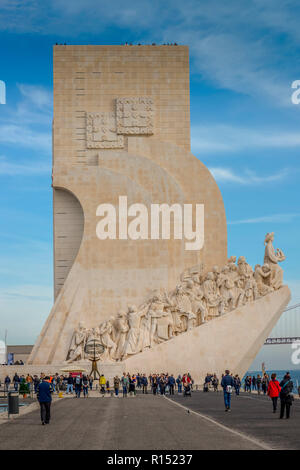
[6,345,33,364]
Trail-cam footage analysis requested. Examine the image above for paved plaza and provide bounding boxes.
[0,391,299,450]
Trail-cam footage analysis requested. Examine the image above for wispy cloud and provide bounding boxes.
[209,166,289,185]
[192,125,300,154]
[0,84,52,157]
[0,1,298,104]
[0,155,50,175]
[228,213,300,225]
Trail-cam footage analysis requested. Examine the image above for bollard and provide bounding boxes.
[8,391,19,418]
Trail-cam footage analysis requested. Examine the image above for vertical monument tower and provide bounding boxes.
[29,45,228,365]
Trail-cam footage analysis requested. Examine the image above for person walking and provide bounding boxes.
[279,373,294,419]
[37,376,52,425]
[267,373,281,413]
[221,370,235,412]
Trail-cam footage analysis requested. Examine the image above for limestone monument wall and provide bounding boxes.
[28,45,227,365]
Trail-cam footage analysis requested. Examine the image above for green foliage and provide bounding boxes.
[19,381,30,395]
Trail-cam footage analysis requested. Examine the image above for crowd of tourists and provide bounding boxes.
[244,373,271,394]
[98,372,194,397]
[1,369,297,424]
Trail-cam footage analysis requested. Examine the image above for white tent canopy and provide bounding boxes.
[0,340,6,365]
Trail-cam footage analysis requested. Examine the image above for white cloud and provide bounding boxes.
[0,1,298,103]
[0,83,52,156]
[0,125,51,151]
[228,213,300,225]
[0,155,50,175]
[18,84,52,111]
[192,124,300,154]
[209,166,288,185]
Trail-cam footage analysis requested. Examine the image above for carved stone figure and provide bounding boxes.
[123,305,143,358]
[114,311,129,360]
[66,321,87,363]
[203,272,222,318]
[184,280,207,325]
[254,264,274,296]
[80,233,286,362]
[99,319,117,360]
[264,232,286,290]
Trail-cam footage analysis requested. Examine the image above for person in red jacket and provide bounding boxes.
[267,373,281,413]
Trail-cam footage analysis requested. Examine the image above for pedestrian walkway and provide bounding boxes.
[0,393,268,450]
[168,391,300,450]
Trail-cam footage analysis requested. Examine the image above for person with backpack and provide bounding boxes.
[279,372,294,419]
[221,370,235,412]
[267,373,281,413]
[82,375,89,398]
[75,374,82,398]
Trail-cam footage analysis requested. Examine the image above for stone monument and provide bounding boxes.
[27,46,290,383]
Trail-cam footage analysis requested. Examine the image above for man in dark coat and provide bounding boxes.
[221,370,235,411]
[279,372,294,419]
[37,377,52,425]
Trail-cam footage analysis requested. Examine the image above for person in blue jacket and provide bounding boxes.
[37,377,52,425]
[221,370,235,412]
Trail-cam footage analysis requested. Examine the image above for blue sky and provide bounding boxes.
[0,0,299,369]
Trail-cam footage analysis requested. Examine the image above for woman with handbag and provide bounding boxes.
[279,372,294,419]
[267,373,281,413]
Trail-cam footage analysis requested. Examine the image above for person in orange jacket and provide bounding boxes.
[267,373,281,413]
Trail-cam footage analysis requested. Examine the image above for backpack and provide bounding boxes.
[75,376,81,385]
